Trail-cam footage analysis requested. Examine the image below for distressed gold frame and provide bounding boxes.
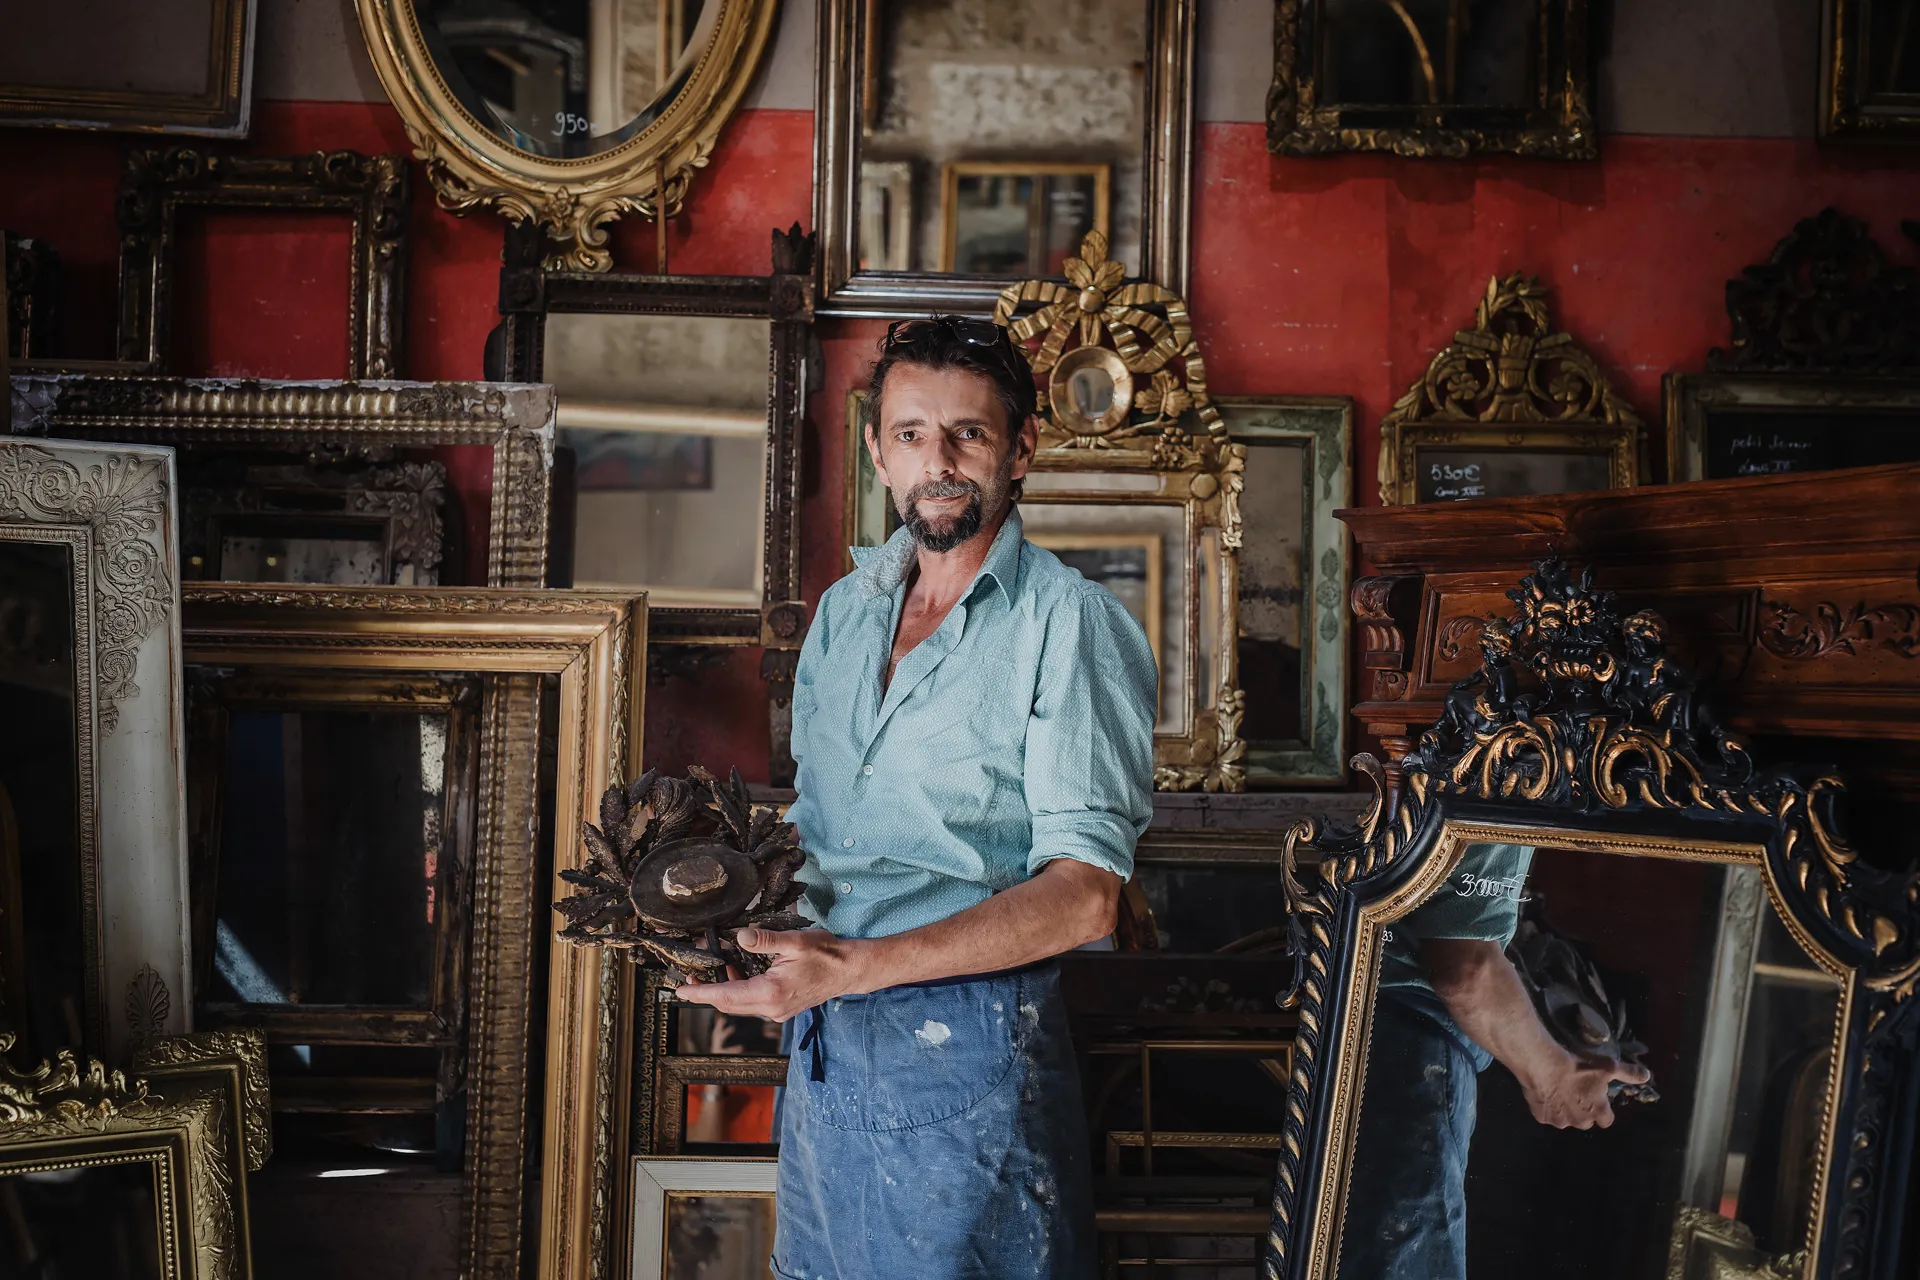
[1820,0,1920,142]
[0,0,253,136]
[1377,274,1643,504]
[652,1054,788,1154]
[10,376,555,588]
[815,0,1196,315]
[0,1028,269,1280]
[114,149,409,377]
[1268,0,1596,158]
[180,586,647,1280]
[356,0,778,271]
[936,161,1113,274]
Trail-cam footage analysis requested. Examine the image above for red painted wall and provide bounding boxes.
[7,104,1920,781]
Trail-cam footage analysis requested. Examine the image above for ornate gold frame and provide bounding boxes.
[1267,0,1596,158]
[115,149,410,377]
[814,0,1196,315]
[1820,0,1920,142]
[180,586,647,1280]
[10,376,555,588]
[0,438,189,1063]
[0,1028,269,1280]
[1265,556,1918,1280]
[356,0,778,271]
[936,161,1113,274]
[1377,274,1642,504]
[0,0,253,136]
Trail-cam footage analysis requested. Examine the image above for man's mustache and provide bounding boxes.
[905,478,981,507]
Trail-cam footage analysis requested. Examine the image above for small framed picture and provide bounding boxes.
[939,162,1111,276]
[631,1158,778,1280]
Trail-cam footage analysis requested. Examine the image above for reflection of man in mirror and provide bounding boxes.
[1341,842,1652,1280]
[680,315,1157,1278]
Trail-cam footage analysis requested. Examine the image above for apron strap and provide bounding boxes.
[796,1005,827,1082]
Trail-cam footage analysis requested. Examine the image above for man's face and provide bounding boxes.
[866,364,1038,553]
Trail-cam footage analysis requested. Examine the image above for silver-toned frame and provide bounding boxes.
[812,0,1196,317]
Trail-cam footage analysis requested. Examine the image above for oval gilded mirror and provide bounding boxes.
[358,0,777,269]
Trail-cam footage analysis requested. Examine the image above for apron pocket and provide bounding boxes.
[803,973,1023,1132]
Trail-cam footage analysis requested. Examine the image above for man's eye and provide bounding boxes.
[957,427,983,441]
[895,430,916,443]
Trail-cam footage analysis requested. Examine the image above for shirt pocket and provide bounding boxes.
[801,975,1023,1132]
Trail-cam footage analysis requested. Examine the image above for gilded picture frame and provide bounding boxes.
[814,0,1196,316]
[114,148,409,378]
[9,376,555,589]
[0,0,255,136]
[1263,557,1919,1280]
[180,585,647,1280]
[1377,274,1643,505]
[1267,0,1596,159]
[0,1028,268,1280]
[0,438,190,1065]
[356,0,778,271]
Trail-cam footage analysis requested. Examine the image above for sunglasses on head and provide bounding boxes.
[883,314,1015,353]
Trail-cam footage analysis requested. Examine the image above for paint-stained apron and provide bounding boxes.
[771,962,1096,1280]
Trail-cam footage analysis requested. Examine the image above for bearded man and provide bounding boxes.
[679,315,1157,1278]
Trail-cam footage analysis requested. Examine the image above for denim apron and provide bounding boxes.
[771,962,1095,1279]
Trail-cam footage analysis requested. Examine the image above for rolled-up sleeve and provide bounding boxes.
[1022,584,1157,880]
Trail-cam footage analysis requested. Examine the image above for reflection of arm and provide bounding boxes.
[1424,939,1648,1130]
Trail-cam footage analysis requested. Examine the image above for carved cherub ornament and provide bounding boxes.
[554,766,809,984]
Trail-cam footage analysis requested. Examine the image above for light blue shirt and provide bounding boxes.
[787,508,1158,939]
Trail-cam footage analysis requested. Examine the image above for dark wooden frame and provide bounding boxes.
[1821,0,1920,142]
[1664,371,1920,482]
[116,147,409,376]
[1266,549,1920,1280]
[492,224,814,776]
[1267,0,1596,159]
[813,0,1197,316]
[184,670,481,1060]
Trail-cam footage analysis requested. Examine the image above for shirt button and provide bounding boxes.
[861,764,873,776]
[842,837,855,848]
[839,882,853,895]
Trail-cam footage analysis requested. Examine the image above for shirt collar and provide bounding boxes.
[850,506,1024,607]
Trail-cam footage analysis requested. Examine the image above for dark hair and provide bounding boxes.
[863,315,1038,444]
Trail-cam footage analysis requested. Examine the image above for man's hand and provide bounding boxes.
[676,928,871,1024]
[1519,1050,1652,1130]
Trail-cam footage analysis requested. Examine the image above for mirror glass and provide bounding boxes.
[856,0,1148,276]
[1021,495,1188,732]
[545,313,769,606]
[1320,0,1534,110]
[418,0,720,158]
[1870,0,1920,94]
[1339,843,1837,1279]
[1238,438,1308,746]
[0,1159,165,1280]
[664,1191,775,1278]
[210,708,453,1008]
[0,536,87,1064]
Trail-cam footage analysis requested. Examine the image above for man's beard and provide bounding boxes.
[899,477,985,553]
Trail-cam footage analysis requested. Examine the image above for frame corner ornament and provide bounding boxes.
[1377,273,1643,504]
[1263,553,1920,1280]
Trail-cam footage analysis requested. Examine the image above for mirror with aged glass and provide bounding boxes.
[1269,556,1920,1280]
[358,0,777,268]
[0,535,86,1066]
[1269,0,1596,158]
[819,0,1193,313]
[545,312,770,607]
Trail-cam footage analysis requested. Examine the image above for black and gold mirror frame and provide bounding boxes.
[491,224,814,775]
[1268,0,1597,159]
[1262,557,1920,1280]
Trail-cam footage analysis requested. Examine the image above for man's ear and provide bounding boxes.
[864,418,892,489]
[1009,413,1041,482]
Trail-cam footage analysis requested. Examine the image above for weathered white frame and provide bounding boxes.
[629,1156,777,1280]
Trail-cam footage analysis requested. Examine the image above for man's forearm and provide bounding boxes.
[1422,939,1569,1088]
[841,858,1119,992]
